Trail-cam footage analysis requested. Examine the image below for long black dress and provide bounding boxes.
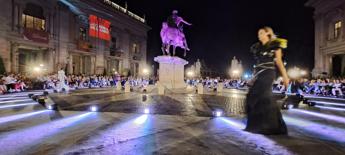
[245,39,288,135]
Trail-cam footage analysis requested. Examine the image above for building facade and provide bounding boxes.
[0,0,150,77]
[306,0,345,77]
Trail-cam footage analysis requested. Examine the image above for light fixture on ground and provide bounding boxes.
[47,104,58,111]
[90,106,98,112]
[144,108,150,114]
[47,105,53,110]
[283,103,294,110]
[213,110,223,117]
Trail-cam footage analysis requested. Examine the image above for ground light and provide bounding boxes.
[213,110,223,117]
[90,106,98,112]
[144,108,150,114]
[47,104,58,111]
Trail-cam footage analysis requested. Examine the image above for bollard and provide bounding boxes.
[197,83,204,94]
[217,82,223,93]
[116,81,122,91]
[124,82,131,93]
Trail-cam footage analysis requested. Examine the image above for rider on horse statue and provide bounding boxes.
[167,10,192,51]
[160,10,192,56]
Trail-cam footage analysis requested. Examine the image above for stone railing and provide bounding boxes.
[77,39,93,52]
[110,47,125,57]
[23,28,49,44]
[132,52,142,61]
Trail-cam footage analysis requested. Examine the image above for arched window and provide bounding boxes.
[132,43,139,54]
[334,21,342,39]
[22,3,45,31]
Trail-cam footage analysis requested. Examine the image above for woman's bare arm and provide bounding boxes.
[275,49,289,88]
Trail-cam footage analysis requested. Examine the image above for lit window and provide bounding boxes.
[79,27,87,40]
[132,43,139,53]
[22,14,45,31]
[334,21,342,38]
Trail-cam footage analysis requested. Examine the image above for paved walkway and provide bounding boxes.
[0,89,344,155]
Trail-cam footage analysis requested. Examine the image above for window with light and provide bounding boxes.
[334,21,342,38]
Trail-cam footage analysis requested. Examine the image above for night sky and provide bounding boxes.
[114,0,315,76]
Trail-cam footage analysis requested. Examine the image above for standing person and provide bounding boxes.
[245,26,289,135]
[58,68,67,91]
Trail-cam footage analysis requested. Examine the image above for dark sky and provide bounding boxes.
[114,0,315,75]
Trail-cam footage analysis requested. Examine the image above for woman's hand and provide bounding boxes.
[283,77,289,89]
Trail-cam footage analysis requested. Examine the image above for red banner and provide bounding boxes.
[89,15,111,41]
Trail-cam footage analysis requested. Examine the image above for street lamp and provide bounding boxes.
[300,70,307,76]
[142,68,150,77]
[187,70,194,78]
[33,67,41,72]
[232,70,239,75]
[231,69,240,79]
[288,67,302,79]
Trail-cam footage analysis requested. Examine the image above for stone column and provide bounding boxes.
[324,54,331,75]
[0,39,11,73]
[91,56,96,75]
[139,39,147,76]
[122,32,130,70]
[47,48,55,73]
[79,55,83,74]
[67,54,73,74]
[10,43,19,73]
[312,15,324,77]
[341,55,345,76]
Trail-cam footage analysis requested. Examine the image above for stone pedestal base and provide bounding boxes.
[154,56,188,89]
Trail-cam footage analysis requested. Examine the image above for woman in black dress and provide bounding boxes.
[245,27,290,135]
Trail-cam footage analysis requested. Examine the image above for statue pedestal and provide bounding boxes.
[154,56,188,89]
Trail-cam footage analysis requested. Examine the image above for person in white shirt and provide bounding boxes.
[332,80,343,96]
[57,68,68,91]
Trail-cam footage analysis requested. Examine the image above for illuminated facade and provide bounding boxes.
[306,0,345,77]
[0,0,150,76]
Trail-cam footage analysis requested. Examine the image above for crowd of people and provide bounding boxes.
[279,78,345,97]
[1,72,344,98]
[185,77,345,98]
[37,74,155,90]
[0,74,28,94]
[0,73,157,94]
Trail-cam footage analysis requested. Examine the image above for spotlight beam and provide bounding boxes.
[315,105,345,112]
[0,103,38,109]
[0,99,33,104]
[308,101,345,107]
[291,109,345,124]
[0,110,49,124]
